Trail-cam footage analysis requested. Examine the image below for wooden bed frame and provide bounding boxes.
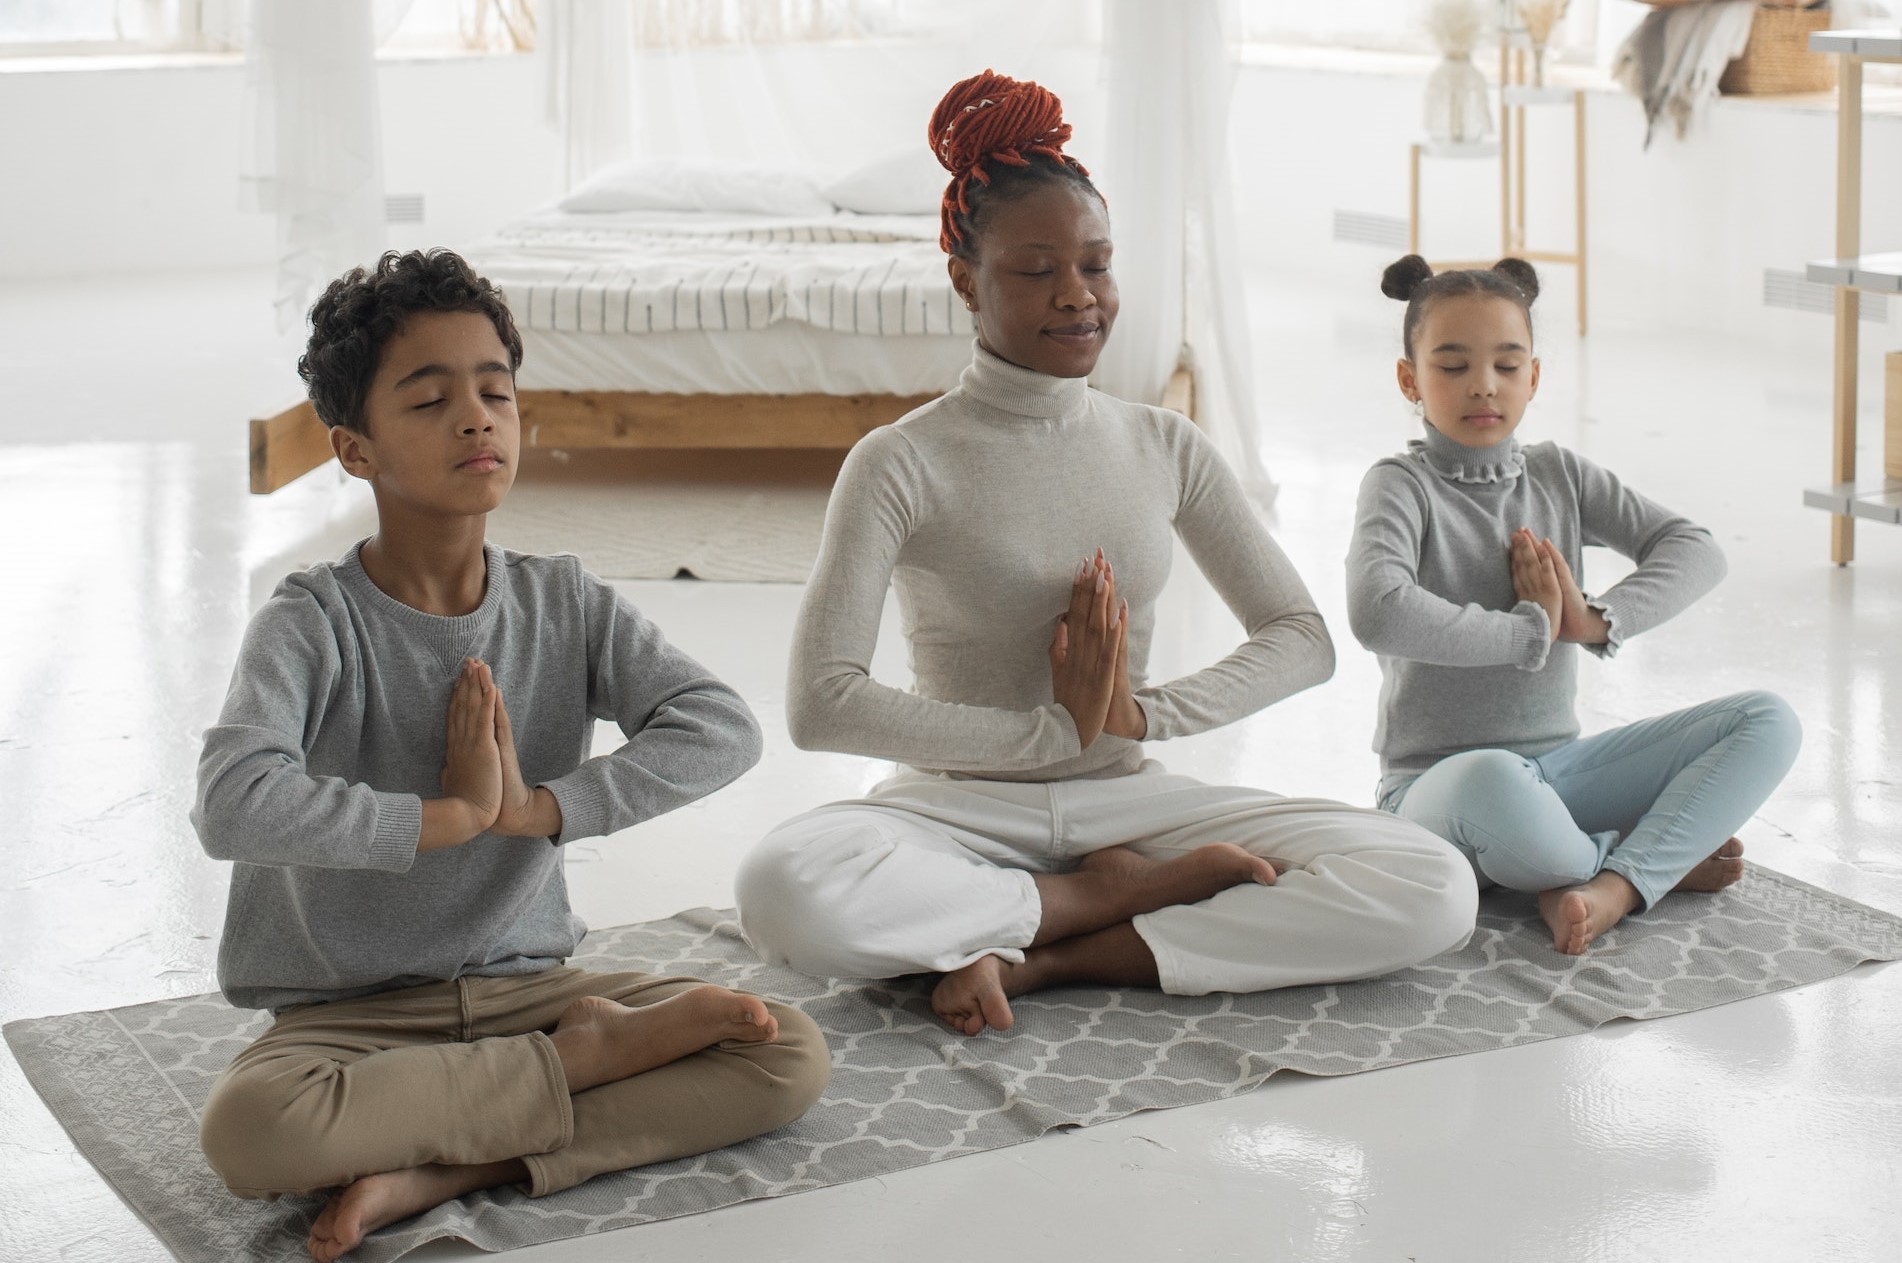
[249,367,1196,495]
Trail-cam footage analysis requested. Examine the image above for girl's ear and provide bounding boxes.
[1528,355,1541,400]
[1395,356,1420,403]
[330,423,376,482]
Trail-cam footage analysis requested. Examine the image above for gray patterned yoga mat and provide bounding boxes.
[7,865,1901,1263]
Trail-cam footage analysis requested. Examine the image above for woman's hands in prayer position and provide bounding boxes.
[1051,550,1146,748]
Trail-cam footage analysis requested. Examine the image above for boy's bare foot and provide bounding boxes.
[1672,837,1746,892]
[1537,870,1643,955]
[1032,843,1276,946]
[932,954,1024,1036]
[307,1160,523,1261]
[551,986,777,1094]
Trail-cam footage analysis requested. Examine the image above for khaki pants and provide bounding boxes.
[199,966,830,1199]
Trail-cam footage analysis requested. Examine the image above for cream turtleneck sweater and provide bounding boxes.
[787,344,1334,782]
[1346,423,1726,779]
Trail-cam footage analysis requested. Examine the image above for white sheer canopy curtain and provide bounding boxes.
[1095,0,1271,505]
[241,0,395,331]
[542,0,634,188]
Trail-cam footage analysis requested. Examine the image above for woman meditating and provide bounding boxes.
[735,71,1477,1035]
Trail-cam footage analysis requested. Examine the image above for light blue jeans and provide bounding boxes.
[1377,691,1802,910]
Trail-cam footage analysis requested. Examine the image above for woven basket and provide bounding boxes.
[1719,5,1837,96]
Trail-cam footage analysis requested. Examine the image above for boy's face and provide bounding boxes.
[335,310,520,515]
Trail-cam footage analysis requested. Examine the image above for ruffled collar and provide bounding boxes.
[958,341,1090,421]
[1410,421,1525,484]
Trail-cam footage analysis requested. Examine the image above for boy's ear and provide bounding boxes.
[330,424,376,482]
[1395,357,1419,403]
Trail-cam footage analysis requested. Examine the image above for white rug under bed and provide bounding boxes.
[485,449,835,583]
[6,865,1900,1262]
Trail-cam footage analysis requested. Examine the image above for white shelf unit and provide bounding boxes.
[1805,30,1902,563]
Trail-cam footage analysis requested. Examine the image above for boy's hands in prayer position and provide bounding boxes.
[424,658,563,849]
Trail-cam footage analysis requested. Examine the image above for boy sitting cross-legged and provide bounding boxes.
[193,249,829,1262]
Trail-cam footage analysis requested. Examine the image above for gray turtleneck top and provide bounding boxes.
[787,344,1333,782]
[1346,424,1726,779]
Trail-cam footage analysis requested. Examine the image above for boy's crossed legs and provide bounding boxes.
[199,966,829,1261]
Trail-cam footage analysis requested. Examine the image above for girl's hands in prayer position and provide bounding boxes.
[1509,527,1563,643]
[1537,537,1611,645]
[1050,549,1127,749]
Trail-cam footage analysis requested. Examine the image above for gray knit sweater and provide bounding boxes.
[193,543,762,1011]
[787,344,1333,782]
[1346,424,1725,779]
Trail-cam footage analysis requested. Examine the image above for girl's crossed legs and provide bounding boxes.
[1387,689,1801,953]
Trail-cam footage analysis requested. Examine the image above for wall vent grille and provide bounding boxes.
[385,193,426,225]
[1332,209,1409,251]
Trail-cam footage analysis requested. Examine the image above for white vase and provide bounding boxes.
[1424,52,1492,145]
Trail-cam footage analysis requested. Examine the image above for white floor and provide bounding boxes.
[3,266,1900,1263]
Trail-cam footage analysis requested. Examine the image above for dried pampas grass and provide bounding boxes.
[1424,0,1487,56]
[1518,0,1571,46]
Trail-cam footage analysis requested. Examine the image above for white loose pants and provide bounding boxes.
[736,762,1478,997]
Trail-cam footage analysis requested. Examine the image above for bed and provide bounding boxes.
[248,159,1193,494]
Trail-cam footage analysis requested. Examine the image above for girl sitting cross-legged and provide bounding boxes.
[1346,254,1802,955]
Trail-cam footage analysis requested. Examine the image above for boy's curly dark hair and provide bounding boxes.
[298,249,524,432]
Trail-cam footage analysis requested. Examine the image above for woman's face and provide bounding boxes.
[1396,293,1540,447]
[948,181,1118,379]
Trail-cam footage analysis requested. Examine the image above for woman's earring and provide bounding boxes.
[1412,397,1424,418]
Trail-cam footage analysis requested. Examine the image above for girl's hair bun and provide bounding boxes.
[1490,257,1541,304]
[928,69,1073,177]
[1381,254,1435,302]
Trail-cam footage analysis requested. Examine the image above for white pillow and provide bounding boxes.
[822,145,949,216]
[558,157,835,217]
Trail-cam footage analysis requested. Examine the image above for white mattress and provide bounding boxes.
[467,207,975,396]
[515,322,972,396]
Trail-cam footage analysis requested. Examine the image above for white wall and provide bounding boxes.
[1229,57,1902,349]
[0,52,564,281]
[2,44,1895,354]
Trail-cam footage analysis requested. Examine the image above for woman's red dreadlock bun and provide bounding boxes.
[929,69,1090,254]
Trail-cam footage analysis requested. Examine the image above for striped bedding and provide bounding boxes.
[468,209,977,340]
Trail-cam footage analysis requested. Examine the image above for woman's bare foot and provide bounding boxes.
[1031,844,1276,946]
[931,922,1161,1037]
[1537,870,1643,955]
[1672,837,1746,892]
[932,954,1025,1036]
[550,986,777,1094]
[307,1159,524,1261]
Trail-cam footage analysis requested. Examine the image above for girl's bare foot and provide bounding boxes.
[1537,870,1643,955]
[931,954,1025,1036]
[307,1160,523,1261]
[1672,837,1746,893]
[551,986,777,1094]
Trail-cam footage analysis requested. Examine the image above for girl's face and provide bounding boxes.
[1396,293,1539,447]
[947,181,1118,379]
